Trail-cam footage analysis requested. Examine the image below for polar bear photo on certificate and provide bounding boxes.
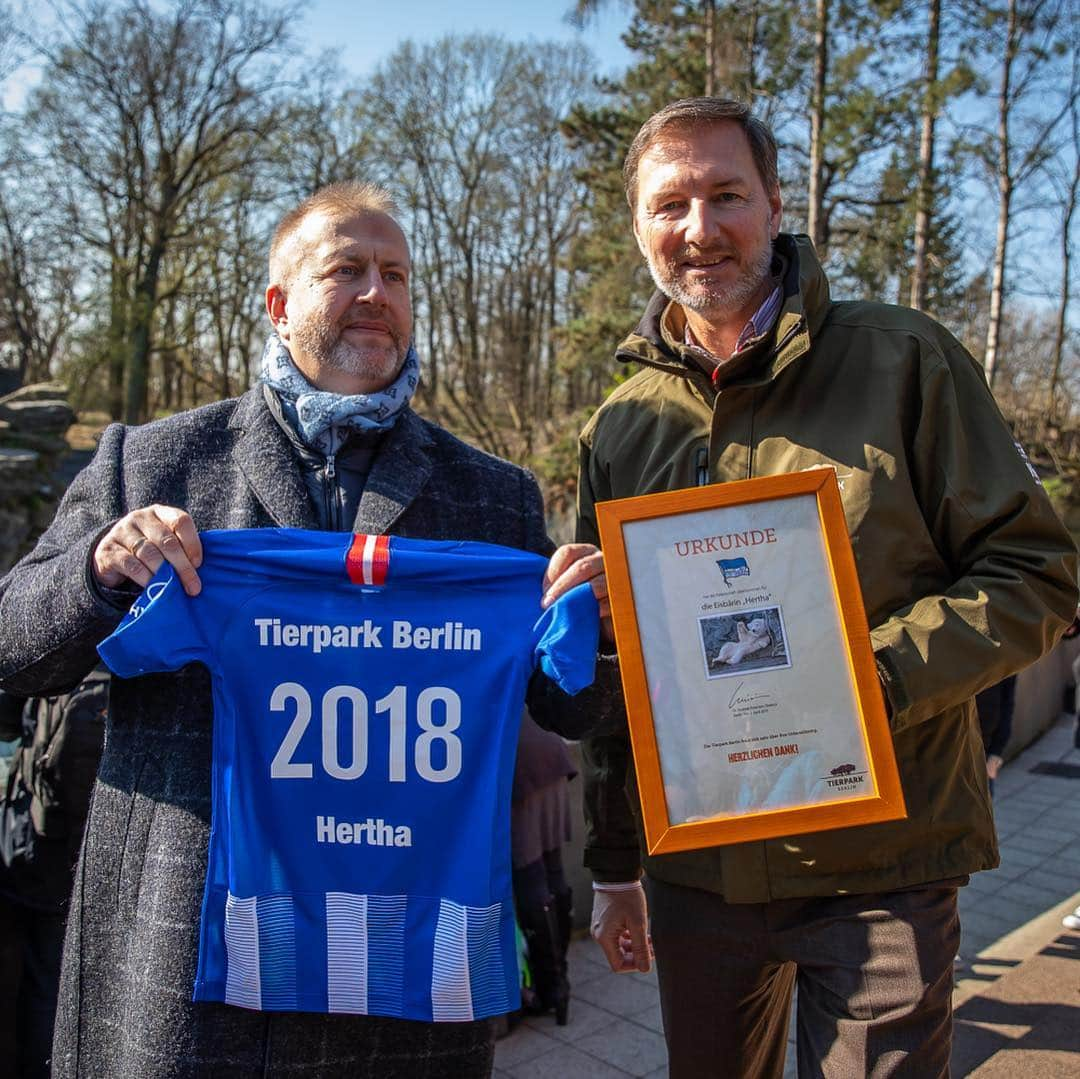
[714,617,771,665]
[700,607,790,679]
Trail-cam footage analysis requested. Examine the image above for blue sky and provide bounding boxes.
[291,0,631,79]
[2,0,633,108]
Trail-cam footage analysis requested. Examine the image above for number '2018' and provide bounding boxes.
[269,682,462,783]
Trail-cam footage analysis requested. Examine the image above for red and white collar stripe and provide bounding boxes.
[346,533,390,586]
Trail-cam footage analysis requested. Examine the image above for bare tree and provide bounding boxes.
[0,182,77,384]
[368,35,592,461]
[1048,29,1079,419]
[982,0,1072,387]
[273,60,377,198]
[806,0,828,253]
[910,0,941,311]
[26,0,292,422]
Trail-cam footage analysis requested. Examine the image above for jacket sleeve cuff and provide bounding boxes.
[83,526,140,613]
[584,847,643,883]
[592,878,642,892]
[873,646,907,724]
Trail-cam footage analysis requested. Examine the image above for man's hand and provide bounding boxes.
[591,882,653,973]
[92,505,203,597]
[986,754,1004,781]
[542,543,614,643]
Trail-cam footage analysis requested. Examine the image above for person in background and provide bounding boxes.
[0,669,108,1078]
[1066,612,1080,746]
[1064,615,1080,934]
[975,676,1016,796]
[510,712,576,1026]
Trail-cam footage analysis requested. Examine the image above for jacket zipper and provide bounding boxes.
[323,453,339,529]
[619,315,806,490]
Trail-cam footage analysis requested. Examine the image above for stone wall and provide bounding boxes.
[1012,635,1079,755]
[0,383,76,573]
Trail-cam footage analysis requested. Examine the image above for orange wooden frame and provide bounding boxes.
[596,470,906,855]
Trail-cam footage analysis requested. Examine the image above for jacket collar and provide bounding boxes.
[615,233,831,390]
[228,388,434,534]
[353,407,434,534]
[229,387,316,528]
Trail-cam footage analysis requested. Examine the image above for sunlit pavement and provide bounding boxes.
[951,711,1080,1077]
[495,712,1080,1077]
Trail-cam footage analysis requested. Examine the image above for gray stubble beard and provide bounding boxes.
[294,318,408,389]
[647,234,775,323]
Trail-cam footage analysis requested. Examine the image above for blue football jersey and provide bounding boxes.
[97,528,598,1022]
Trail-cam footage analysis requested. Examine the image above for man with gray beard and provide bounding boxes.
[0,181,606,1078]
[575,98,1077,1078]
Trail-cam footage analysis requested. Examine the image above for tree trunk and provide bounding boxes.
[1049,102,1078,420]
[704,0,716,95]
[159,297,175,413]
[909,0,940,311]
[984,0,1018,388]
[807,0,828,253]
[107,266,130,422]
[745,2,759,98]
[124,240,164,424]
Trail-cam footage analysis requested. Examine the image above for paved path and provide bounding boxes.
[495,712,1080,1077]
[952,712,1080,1077]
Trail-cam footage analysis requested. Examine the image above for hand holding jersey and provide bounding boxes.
[94,509,608,613]
[92,504,203,596]
[540,541,612,642]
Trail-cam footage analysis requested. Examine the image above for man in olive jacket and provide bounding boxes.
[581,99,1078,1078]
[0,182,601,1079]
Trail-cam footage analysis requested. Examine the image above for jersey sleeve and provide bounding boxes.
[97,565,214,678]
[531,582,599,695]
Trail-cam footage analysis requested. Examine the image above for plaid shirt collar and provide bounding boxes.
[684,284,783,382]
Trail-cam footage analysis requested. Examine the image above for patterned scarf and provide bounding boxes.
[259,332,420,456]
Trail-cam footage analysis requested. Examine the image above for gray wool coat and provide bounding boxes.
[0,388,560,1078]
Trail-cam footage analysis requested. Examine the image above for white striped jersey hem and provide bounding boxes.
[221,890,512,1020]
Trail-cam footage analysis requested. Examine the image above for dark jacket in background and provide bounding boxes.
[976,676,1017,759]
[0,669,108,910]
[0,671,107,1079]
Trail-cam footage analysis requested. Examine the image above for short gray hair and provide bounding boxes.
[269,181,401,287]
[623,98,779,210]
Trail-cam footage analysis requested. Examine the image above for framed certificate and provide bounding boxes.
[596,469,905,855]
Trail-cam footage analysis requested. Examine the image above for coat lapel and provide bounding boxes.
[355,408,434,535]
[228,387,317,529]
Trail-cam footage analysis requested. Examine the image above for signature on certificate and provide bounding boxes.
[728,680,774,709]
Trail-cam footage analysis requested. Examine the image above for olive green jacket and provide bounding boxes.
[578,235,1078,901]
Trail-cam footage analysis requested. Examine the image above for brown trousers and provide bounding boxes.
[649,879,960,1079]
